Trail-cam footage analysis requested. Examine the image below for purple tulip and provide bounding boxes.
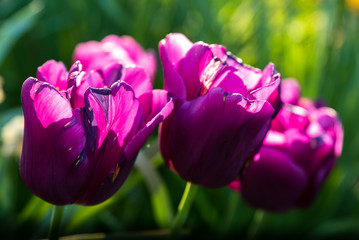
[158,33,281,188]
[20,60,173,205]
[230,79,344,212]
[73,35,157,81]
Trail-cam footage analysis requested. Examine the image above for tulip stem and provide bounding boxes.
[170,182,198,238]
[48,205,64,240]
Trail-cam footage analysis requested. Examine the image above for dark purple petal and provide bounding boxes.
[165,87,274,187]
[98,62,123,87]
[20,78,89,205]
[36,60,68,91]
[283,128,313,170]
[240,147,308,212]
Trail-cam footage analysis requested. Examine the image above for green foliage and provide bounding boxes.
[0,0,358,239]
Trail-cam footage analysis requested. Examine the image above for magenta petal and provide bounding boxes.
[240,147,308,213]
[84,84,174,205]
[138,89,174,124]
[78,81,144,205]
[211,66,249,96]
[234,65,263,91]
[159,40,187,100]
[70,71,104,109]
[281,78,301,105]
[177,43,213,100]
[160,33,193,66]
[103,35,157,80]
[249,63,282,116]
[73,41,108,71]
[263,130,286,147]
[125,90,174,163]
[36,60,68,91]
[120,65,153,98]
[20,78,89,205]
[166,88,274,187]
[209,44,228,60]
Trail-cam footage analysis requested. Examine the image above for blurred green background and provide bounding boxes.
[0,0,358,239]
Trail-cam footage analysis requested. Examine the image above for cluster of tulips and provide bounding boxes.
[20,33,343,213]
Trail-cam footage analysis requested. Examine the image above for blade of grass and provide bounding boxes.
[0,0,44,66]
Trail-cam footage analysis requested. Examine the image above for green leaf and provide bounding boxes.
[0,0,44,66]
[135,151,174,228]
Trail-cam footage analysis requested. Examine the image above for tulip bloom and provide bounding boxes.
[158,33,281,188]
[73,35,157,81]
[230,79,344,212]
[20,60,173,205]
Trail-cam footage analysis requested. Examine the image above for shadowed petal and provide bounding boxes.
[241,147,308,213]
[20,78,89,205]
[166,87,274,187]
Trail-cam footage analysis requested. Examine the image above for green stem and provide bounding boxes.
[247,210,265,240]
[48,205,64,240]
[170,182,198,238]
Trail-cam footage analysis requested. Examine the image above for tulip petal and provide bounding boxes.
[160,33,193,66]
[249,63,282,116]
[166,87,274,187]
[103,35,157,79]
[120,65,153,98]
[98,62,123,87]
[177,43,213,100]
[211,66,249,96]
[240,147,307,212]
[138,89,174,124]
[73,41,104,70]
[84,86,174,205]
[36,60,68,91]
[159,39,187,100]
[20,77,89,205]
[281,78,301,105]
[78,81,144,204]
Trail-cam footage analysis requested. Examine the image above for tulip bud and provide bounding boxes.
[158,33,282,188]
